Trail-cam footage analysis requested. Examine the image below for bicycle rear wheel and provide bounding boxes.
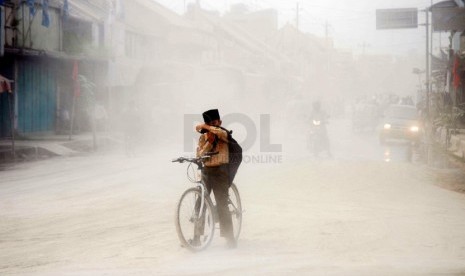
[229,183,242,241]
[175,187,215,251]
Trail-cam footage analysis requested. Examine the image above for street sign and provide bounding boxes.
[376,8,418,30]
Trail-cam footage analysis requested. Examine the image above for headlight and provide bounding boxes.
[410,126,419,132]
[384,123,391,129]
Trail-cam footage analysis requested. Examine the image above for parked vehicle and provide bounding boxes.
[378,105,422,145]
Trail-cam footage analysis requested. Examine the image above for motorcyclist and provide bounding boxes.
[308,101,332,158]
[309,101,328,124]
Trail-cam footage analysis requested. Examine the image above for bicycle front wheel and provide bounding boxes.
[175,187,215,251]
[229,183,242,241]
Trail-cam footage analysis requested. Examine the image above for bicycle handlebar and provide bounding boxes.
[171,157,201,163]
[172,153,218,164]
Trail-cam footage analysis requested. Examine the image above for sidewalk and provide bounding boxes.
[0,132,124,163]
[434,127,465,160]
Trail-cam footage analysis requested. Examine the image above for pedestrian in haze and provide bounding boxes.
[122,100,140,156]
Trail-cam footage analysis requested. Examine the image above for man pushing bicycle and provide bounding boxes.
[195,109,237,249]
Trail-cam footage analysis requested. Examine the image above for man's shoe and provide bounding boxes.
[226,238,237,249]
[190,236,201,247]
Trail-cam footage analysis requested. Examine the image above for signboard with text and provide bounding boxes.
[376,8,418,30]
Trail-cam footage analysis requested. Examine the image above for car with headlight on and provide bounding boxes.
[379,104,422,145]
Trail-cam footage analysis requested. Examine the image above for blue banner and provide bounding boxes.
[27,0,35,16]
[41,0,50,27]
[63,0,69,19]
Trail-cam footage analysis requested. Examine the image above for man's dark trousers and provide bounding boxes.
[202,164,234,240]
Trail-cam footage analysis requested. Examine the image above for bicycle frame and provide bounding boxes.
[174,156,210,222]
[195,174,208,223]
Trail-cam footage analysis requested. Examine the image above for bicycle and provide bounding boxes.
[172,155,243,251]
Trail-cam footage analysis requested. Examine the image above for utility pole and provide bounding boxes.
[429,0,433,101]
[424,8,433,165]
[325,20,330,48]
[295,2,300,31]
[425,8,430,118]
[358,42,370,56]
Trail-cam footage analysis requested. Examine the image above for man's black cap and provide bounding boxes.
[202,109,220,123]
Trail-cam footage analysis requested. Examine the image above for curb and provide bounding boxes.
[0,133,124,164]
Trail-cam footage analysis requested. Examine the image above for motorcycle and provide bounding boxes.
[307,115,331,158]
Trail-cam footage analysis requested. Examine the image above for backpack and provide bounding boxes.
[219,127,242,184]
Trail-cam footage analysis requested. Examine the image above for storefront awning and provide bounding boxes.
[431,1,465,31]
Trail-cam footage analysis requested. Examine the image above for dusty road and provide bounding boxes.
[1,120,465,275]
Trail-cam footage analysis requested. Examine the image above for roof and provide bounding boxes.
[429,0,465,9]
[195,9,289,63]
[120,0,211,39]
[67,0,112,22]
[131,0,195,29]
[272,23,327,54]
[429,0,457,11]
